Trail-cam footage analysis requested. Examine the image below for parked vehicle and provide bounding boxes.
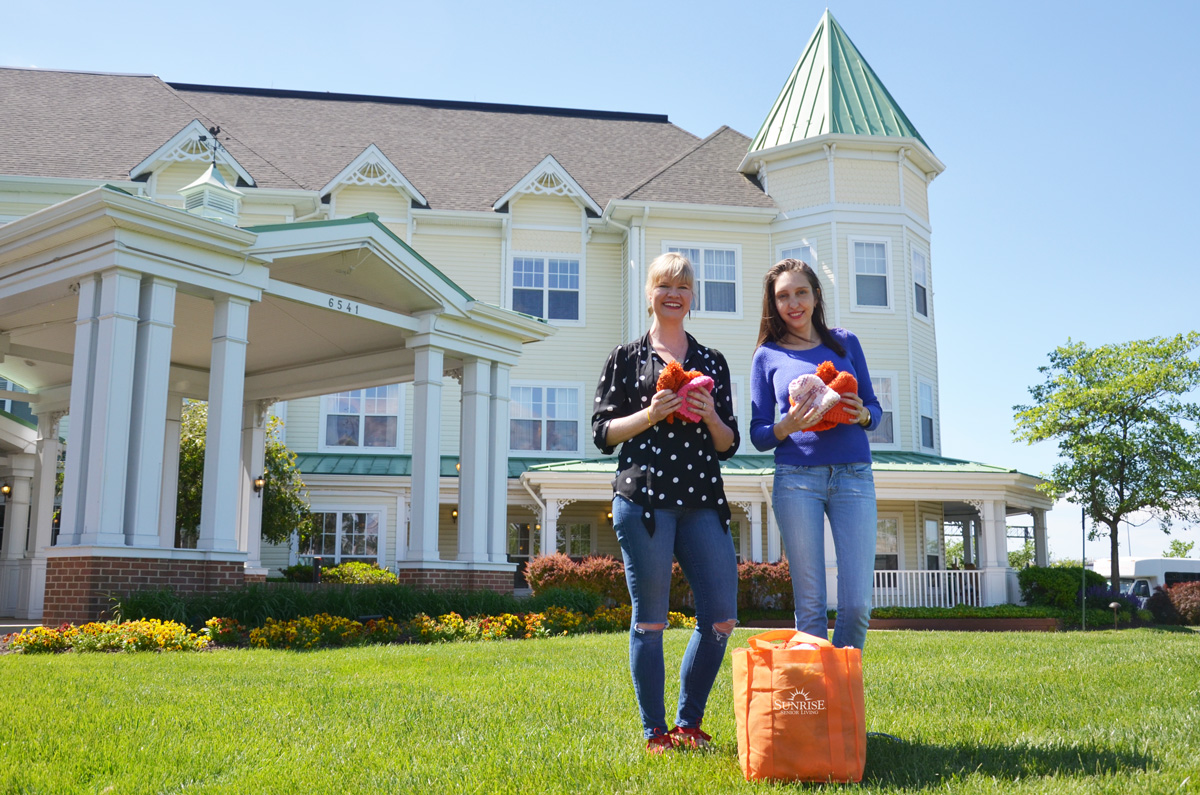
[1091,557,1200,598]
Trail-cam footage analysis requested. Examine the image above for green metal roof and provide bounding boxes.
[750,10,929,153]
[0,408,36,430]
[245,213,474,302]
[295,450,1031,480]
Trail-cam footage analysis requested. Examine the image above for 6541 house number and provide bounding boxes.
[327,297,361,315]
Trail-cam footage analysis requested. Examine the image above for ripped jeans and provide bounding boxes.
[612,496,739,738]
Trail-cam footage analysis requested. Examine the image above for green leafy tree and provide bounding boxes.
[944,539,964,569]
[177,402,312,547]
[1008,539,1036,569]
[1163,538,1195,558]
[1014,333,1200,590]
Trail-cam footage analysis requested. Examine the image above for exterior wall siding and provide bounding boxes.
[511,194,581,227]
[511,229,580,253]
[332,185,409,221]
[410,227,504,305]
[768,161,829,211]
[835,159,900,205]
[903,166,930,220]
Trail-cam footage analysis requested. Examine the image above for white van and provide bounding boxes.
[1092,557,1200,598]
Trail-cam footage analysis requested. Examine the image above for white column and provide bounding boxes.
[394,492,409,568]
[238,401,270,570]
[125,277,176,547]
[824,515,839,607]
[23,414,61,619]
[198,295,250,552]
[487,363,511,564]
[749,501,764,563]
[457,358,491,563]
[80,268,142,546]
[765,487,782,562]
[962,518,975,567]
[407,345,443,561]
[979,499,1010,605]
[58,275,100,546]
[1032,509,1049,567]
[542,498,559,557]
[158,394,183,548]
[0,454,35,615]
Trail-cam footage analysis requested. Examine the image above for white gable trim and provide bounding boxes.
[493,155,602,217]
[129,120,256,186]
[319,144,429,207]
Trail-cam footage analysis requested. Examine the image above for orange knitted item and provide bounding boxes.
[803,361,858,432]
[655,360,713,424]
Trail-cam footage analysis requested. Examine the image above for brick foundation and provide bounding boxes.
[393,568,514,593]
[43,556,249,626]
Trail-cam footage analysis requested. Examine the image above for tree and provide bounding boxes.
[177,402,312,547]
[1008,539,1036,569]
[1163,538,1195,558]
[1014,333,1200,590]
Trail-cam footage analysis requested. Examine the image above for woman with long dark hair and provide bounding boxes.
[749,258,881,649]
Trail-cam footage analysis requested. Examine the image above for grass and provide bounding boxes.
[2,628,1198,794]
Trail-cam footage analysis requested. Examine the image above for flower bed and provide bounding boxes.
[5,607,696,654]
[6,619,209,654]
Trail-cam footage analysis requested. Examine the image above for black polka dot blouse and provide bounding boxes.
[591,332,740,535]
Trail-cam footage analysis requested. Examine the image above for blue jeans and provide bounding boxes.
[772,463,877,649]
[612,496,739,738]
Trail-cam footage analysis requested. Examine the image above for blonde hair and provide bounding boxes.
[644,252,695,316]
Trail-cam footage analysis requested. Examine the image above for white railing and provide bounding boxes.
[872,569,983,608]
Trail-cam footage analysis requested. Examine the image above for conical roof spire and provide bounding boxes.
[750,10,929,154]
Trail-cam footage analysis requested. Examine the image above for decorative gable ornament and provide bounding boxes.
[129,119,256,186]
[320,144,428,207]
[492,155,602,216]
[179,163,243,225]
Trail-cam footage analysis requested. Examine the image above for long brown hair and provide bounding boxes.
[755,258,845,356]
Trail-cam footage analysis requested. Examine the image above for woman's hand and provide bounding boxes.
[774,392,826,439]
[647,388,681,425]
[685,385,716,424]
[839,392,871,426]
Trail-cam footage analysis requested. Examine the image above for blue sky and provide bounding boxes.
[4,0,1198,562]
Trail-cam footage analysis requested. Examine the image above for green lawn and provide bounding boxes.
[2,628,1197,794]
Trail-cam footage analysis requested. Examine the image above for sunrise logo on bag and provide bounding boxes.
[773,687,826,716]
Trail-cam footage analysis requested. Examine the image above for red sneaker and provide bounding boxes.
[646,728,674,754]
[668,725,712,750]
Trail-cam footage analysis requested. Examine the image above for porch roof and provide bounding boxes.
[294,453,555,479]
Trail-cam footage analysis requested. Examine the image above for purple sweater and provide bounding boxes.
[750,329,881,466]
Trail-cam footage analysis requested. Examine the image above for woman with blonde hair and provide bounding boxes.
[592,251,740,752]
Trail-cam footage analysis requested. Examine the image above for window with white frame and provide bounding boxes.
[781,243,817,267]
[302,510,382,565]
[851,239,890,309]
[510,383,580,454]
[320,386,402,450]
[557,522,593,557]
[913,249,929,318]
[918,380,936,450]
[924,518,941,569]
[666,244,739,314]
[876,517,900,570]
[512,255,580,321]
[867,373,898,447]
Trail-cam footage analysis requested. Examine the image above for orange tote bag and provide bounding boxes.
[732,629,866,782]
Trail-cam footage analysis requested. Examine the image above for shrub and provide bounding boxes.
[525,587,604,615]
[669,562,693,611]
[738,561,794,611]
[1147,585,1182,624]
[1018,566,1106,609]
[526,554,627,604]
[320,561,398,585]
[1084,584,1141,612]
[589,604,633,633]
[249,613,363,650]
[1166,581,1200,625]
[539,606,588,636]
[202,617,244,646]
[281,564,315,583]
[524,553,581,593]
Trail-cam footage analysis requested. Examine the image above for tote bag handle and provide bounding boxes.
[746,629,833,650]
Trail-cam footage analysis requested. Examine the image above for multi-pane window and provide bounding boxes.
[919,381,935,449]
[321,386,400,449]
[853,241,889,308]
[508,522,533,558]
[867,375,895,446]
[510,385,579,453]
[924,518,941,569]
[512,256,580,321]
[666,245,738,313]
[557,523,592,557]
[876,517,899,570]
[0,379,35,425]
[913,249,929,318]
[781,243,817,267]
[303,511,381,564]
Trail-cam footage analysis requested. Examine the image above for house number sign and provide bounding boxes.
[327,296,361,315]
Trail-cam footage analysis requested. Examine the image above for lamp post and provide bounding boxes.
[1108,601,1121,631]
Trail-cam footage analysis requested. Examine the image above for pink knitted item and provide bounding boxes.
[788,373,841,419]
[675,374,715,423]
